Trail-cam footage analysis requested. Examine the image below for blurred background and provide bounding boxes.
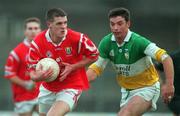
[0,0,179,114]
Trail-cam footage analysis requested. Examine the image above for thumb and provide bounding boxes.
[61,62,70,66]
[36,64,43,71]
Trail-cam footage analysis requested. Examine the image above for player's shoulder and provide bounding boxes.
[100,33,113,44]
[32,30,47,46]
[66,28,84,42]
[13,41,26,52]
[34,30,46,41]
[67,28,81,37]
[131,32,151,44]
[8,42,24,58]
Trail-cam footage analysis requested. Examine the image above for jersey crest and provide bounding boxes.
[109,49,114,56]
[65,47,72,55]
[124,49,129,60]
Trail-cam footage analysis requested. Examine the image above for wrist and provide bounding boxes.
[167,80,174,85]
[24,81,35,90]
[71,64,77,71]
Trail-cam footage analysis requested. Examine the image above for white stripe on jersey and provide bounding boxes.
[10,51,20,62]
[31,41,39,51]
[78,34,97,54]
[84,36,97,52]
[144,43,160,59]
[28,48,39,63]
[94,56,109,70]
[4,71,15,76]
[5,66,13,70]
[23,39,31,47]
[78,34,83,54]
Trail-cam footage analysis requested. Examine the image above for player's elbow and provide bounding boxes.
[91,58,98,63]
[162,55,173,66]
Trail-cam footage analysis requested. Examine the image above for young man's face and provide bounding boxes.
[110,16,130,40]
[48,16,67,39]
[24,22,41,41]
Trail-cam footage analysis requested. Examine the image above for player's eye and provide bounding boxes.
[28,27,33,30]
[33,27,39,30]
[27,27,39,30]
[110,22,115,26]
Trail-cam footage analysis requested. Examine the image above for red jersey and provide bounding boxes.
[28,29,98,92]
[4,39,40,102]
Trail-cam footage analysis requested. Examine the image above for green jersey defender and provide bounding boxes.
[89,30,168,89]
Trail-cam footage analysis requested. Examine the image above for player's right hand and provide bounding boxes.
[30,64,53,82]
[24,80,35,90]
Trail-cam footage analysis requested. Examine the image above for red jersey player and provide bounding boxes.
[28,8,99,116]
[4,17,41,116]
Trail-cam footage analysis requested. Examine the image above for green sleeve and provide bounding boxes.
[132,33,151,53]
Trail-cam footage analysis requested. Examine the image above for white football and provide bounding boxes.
[36,58,60,82]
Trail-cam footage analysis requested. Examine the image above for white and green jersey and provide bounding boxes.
[89,30,168,89]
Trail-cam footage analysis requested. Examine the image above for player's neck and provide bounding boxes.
[116,37,125,45]
[52,37,63,45]
[26,38,33,43]
[49,32,63,45]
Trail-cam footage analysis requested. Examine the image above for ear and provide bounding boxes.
[127,20,131,28]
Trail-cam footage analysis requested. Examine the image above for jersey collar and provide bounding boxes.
[111,29,132,47]
[23,38,31,47]
[45,29,67,46]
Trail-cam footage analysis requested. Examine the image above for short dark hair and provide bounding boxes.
[24,17,41,28]
[46,8,67,22]
[108,7,130,22]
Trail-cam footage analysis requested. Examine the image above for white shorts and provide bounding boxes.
[14,98,38,113]
[120,81,160,111]
[38,85,82,114]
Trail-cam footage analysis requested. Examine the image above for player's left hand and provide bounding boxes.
[161,83,174,104]
[59,62,74,82]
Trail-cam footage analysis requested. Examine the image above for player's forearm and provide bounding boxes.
[9,76,26,87]
[9,76,34,89]
[72,57,96,70]
[162,56,174,85]
[86,68,98,82]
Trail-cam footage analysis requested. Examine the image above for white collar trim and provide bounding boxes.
[45,29,67,46]
[111,29,132,47]
[23,38,31,47]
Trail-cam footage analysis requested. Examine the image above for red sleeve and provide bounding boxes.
[79,34,99,60]
[27,41,41,72]
[4,52,19,78]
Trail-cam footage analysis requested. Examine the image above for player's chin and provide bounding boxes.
[114,34,121,39]
[27,36,34,41]
[57,32,65,38]
[113,32,120,36]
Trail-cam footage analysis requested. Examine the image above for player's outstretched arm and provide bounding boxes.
[59,57,96,82]
[86,68,98,82]
[9,76,35,90]
[161,56,174,104]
